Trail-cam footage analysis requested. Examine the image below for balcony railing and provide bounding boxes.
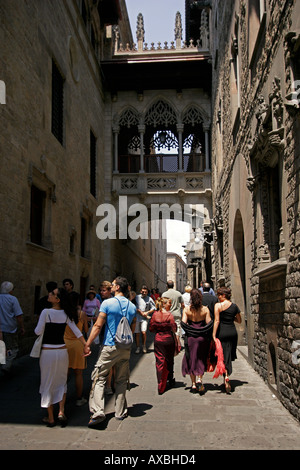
[112,171,212,195]
[118,153,207,174]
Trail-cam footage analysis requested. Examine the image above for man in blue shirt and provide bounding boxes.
[84,276,136,427]
[0,281,25,373]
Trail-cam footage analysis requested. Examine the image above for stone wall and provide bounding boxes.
[211,0,300,420]
[0,0,163,354]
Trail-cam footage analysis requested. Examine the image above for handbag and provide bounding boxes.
[87,319,100,345]
[30,311,49,358]
[30,334,44,358]
[173,332,181,356]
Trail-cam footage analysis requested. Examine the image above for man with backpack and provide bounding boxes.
[84,277,136,427]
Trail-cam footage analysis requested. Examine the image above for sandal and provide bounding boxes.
[225,377,231,394]
[58,412,68,425]
[88,414,106,427]
[42,417,55,427]
[196,381,205,393]
[190,384,198,394]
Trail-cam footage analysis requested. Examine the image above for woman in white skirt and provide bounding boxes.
[34,287,87,427]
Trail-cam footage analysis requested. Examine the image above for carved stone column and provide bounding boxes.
[203,125,210,171]
[113,125,120,174]
[177,123,184,171]
[138,124,145,173]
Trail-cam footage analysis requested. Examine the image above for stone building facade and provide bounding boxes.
[166,253,187,293]
[211,0,300,420]
[0,0,165,350]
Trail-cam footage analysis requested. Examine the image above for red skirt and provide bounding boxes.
[154,332,175,394]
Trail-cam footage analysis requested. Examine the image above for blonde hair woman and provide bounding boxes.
[149,297,177,395]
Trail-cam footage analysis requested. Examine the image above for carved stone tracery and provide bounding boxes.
[249,77,285,169]
[248,77,285,265]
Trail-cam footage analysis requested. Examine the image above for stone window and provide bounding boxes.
[248,78,285,265]
[30,185,46,246]
[114,100,210,174]
[230,15,240,133]
[80,0,88,26]
[51,59,65,145]
[80,205,92,259]
[27,163,56,251]
[90,130,97,198]
[80,217,87,258]
[248,0,266,70]
[69,226,76,255]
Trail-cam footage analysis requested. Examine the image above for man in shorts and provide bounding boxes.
[134,285,156,354]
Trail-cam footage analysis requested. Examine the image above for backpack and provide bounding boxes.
[111,298,133,349]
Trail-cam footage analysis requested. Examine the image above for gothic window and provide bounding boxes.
[143,100,178,172]
[183,106,206,172]
[151,131,178,152]
[118,108,140,173]
[119,108,140,128]
[144,100,177,127]
[51,59,65,145]
[183,106,203,127]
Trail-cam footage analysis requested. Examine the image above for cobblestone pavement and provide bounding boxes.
[0,334,300,453]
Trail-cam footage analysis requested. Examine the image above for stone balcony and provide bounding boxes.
[112,171,212,206]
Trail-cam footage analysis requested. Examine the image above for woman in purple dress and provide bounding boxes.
[181,289,213,393]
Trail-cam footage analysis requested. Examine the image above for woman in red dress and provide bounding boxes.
[149,297,177,395]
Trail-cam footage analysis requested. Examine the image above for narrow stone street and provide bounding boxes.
[1,335,299,452]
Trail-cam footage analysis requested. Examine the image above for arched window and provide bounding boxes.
[118,108,140,173]
[183,106,206,171]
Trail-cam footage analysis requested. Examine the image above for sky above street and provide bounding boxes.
[126,0,186,45]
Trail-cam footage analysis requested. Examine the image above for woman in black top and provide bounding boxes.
[34,288,86,426]
[213,287,241,393]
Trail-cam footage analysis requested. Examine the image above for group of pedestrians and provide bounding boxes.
[149,281,241,396]
[0,275,241,428]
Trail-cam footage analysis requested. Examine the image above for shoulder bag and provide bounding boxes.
[30,311,49,358]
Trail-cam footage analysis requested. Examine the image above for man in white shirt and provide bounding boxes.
[134,285,156,353]
[0,281,24,374]
[162,280,184,339]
